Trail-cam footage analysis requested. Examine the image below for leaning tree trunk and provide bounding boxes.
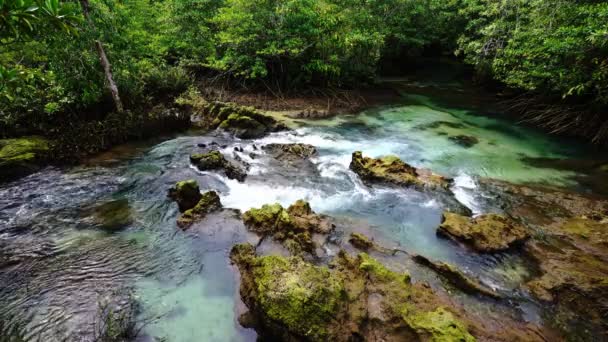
[79,0,124,113]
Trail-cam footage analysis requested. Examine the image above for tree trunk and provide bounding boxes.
[79,0,124,113]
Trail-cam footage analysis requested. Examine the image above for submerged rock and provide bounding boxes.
[242,200,334,255]
[262,143,317,163]
[176,191,222,228]
[91,199,133,231]
[0,136,50,182]
[348,232,374,251]
[168,179,203,212]
[350,151,451,190]
[187,100,286,138]
[523,216,608,338]
[190,150,247,182]
[448,135,479,148]
[437,212,529,252]
[230,245,476,341]
[412,255,500,299]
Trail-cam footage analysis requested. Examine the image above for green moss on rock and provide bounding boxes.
[0,136,50,182]
[438,212,529,252]
[350,151,451,190]
[190,150,247,181]
[348,232,374,251]
[242,200,333,254]
[405,308,476,342]
[231,245,478,341]
[176,191,222,228]
[188,100,286,139]
[168,179,203,212]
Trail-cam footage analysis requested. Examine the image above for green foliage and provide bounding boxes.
[456,0,608,106]
[1,0,607,143]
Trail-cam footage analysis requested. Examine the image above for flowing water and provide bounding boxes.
[0,80,603,341]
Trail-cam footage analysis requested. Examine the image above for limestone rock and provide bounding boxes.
[437,212,529,252]
[242,200,334,255]
[190,150,247,182]
[350,151,451,190]
[168,179,203,212]
[176,191,222,228]
[0,136,50,182]
[230,245,476,342]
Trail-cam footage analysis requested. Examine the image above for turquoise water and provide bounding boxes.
[0,86,599,341]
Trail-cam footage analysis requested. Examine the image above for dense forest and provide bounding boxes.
[1,0,607,143]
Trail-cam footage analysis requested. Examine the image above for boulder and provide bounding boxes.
[230,245,476,341]
[0,136,50,182]
[168,179,203,212]
[350,151,451,190]
[412,255,500,299]
[448,135,479,148]
[242,200,334,255]
[262,143,317,163]
[187,100,286,139]
[348,232,374,251]
[190,150,247,182]
[176,191,222,228]
[91,199,133,231]
[437,212,529,252]
[523,216,608,339]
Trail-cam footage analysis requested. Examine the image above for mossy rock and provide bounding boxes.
[262,143,317,163]
[177,191,222,228]
[405,308,476,342]
[91,199,133,231]
[437,212,529,252]
[190,150,247,182]
[230,245,477,341]
[219,114,267,139]
[350,151,451,190]
[412,254,500,299]
[189,100,285,139]
[448,135,479,148]
[0,136,50,182]
[242,200,334,254]
[168,179,202,212]
[348,232,374,251]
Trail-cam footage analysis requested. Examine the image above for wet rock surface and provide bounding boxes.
[176,191,222,228]
[0,136,50,182]
[242,200,334,255]
[448,135,479,148]
[190,150,247,182]
[412,255,500,299]
[189,101,286,139]
[168,179,203,212]
[262,143,317,163]
[438,212,530,252]
[350,151,451,190]
[230,245,477,342]
[481,179,608,339]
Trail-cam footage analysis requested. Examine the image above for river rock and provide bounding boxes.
[522,215,608,339]
[230,244,476,341]
[0,136,50,182]
[350,151,451,190]
[91,199,133,231]
[412,255,500,299]
[448,135,479,148]
[168,179,203,212]
[242,200,334,255]
[348,232,374,251]
[188,100,286,139]
[176,191,222,228]
[190,150,247,182]
[262,143,317,163]
[437,212,529,252]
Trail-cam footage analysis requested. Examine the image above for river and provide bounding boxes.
[0,79,603,341]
